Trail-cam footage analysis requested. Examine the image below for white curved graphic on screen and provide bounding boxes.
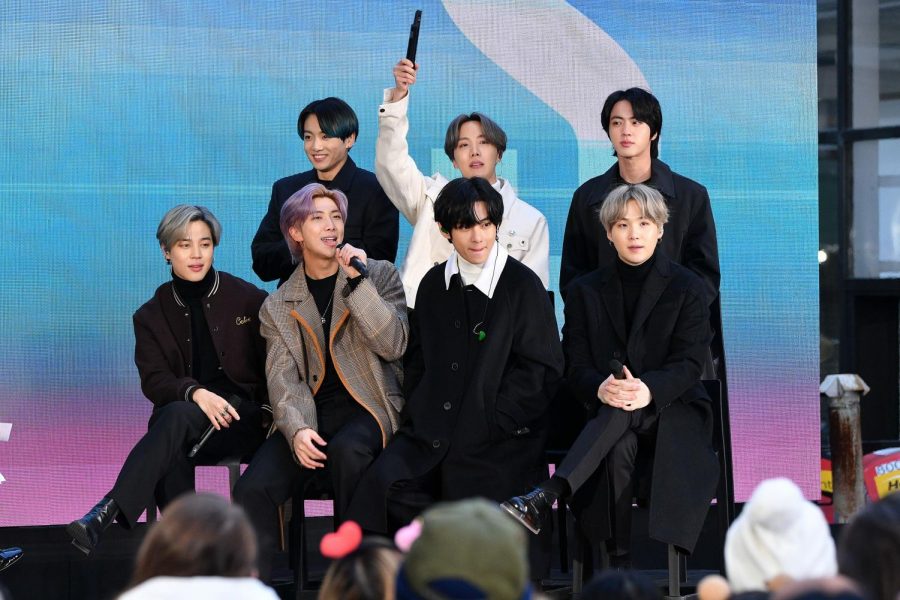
[441,0,649,182]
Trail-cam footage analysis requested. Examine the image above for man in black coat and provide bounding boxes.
[504,183,719,557]
[251,97,399,286]
[347,177,563,534]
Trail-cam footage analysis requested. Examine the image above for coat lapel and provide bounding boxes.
[328,274,351,349]
[599,270,628,346]
[279,266,326,382]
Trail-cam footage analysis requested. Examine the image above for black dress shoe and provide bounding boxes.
[501,488,556,534]
[66,497,120,555]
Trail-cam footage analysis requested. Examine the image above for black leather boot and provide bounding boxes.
[500,488,557,534]
[66,497,120,555]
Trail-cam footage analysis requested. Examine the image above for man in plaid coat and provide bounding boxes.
[233,182,408,581]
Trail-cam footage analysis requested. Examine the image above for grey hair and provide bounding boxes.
[598,183,669,232]
[156,205,222,251]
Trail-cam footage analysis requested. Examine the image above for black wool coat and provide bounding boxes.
[347,257,564,532]
[133,270,269,408]
[251,157,400,285]
[559,158,719,306]
[564,253,719,553]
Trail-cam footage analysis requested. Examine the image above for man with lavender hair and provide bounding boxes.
[234,182,408,581]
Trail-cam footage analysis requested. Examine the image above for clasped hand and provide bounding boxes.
[597,365,651,411]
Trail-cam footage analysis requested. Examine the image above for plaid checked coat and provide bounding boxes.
[259,259,408,449]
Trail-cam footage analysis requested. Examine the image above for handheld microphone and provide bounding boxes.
[189,394,243,458]
[336,242,369,278]
[609,359,626,380]
[406,10,422,63]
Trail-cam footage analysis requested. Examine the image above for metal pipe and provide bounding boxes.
[820,374,870,523]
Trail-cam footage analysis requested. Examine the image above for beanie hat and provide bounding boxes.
[396,498,531,599]
[725,478,836,593]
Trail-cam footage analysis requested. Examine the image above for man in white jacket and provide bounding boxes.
[376,58,550,308]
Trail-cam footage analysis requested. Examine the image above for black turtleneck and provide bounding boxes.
[304,270,354,410]
[172,269,241,400]
[616,250,657,337]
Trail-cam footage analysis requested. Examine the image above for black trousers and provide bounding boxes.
[108,400,266,528]
[232,402,382,582]
[383,465,442,534]
[555,403,657,552]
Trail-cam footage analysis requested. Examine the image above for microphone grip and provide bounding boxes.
[609,359,626,380]
[348,256,369,278]
[336,242,369,278]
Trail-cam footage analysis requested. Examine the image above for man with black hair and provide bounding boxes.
[347,176,563,534]
[560,88,719,304]
[252,97,399,285]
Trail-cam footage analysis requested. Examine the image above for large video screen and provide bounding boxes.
[0,0,818,525]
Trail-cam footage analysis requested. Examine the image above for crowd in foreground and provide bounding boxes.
[37,482,898,599]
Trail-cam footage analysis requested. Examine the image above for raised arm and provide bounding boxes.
[374,59,431,225]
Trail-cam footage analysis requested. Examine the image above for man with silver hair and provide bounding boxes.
[67,205,270,555]
[504,183,719,562]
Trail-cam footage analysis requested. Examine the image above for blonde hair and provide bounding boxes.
[599,183,669,232]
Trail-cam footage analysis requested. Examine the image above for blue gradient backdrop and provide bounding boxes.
[0,0,818,525]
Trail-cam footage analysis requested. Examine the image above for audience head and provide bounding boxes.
[128,493,257,587]
[444,113,507,182]
[725,478,836,594]
[395,498,531,599]
[600,183,668,266]
[280,182,349,263]
[581,569,662,600]
[318,522,401,600]
[601,88,662,159]
[771,576,866,600]
[837,491,900,600]
[434,177,503,266]
[156,204,221,282]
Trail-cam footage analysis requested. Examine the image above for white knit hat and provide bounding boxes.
[724,477,837,593]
